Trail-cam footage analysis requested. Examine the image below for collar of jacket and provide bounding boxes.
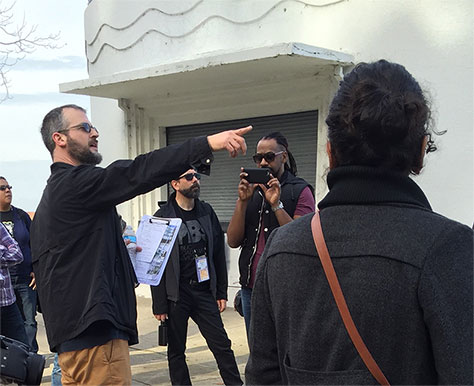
[51,162,75,172]
[318,166,431,210]
[279,169,295,185]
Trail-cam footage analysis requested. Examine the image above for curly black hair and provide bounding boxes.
[326,60,439,175]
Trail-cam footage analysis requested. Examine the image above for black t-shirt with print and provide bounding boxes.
[172,200,209,287]
[0,210,14,236]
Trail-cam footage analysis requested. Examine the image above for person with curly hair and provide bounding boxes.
[245,60,473,385]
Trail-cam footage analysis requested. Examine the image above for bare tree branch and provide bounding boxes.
[0,0,60,102]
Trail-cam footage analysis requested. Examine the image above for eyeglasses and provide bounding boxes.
[252,151,284,164]
[58,122,99,134]
[0,185,12,191]
[178,172,201,181]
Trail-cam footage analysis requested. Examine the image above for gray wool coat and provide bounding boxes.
[245,166,473,385]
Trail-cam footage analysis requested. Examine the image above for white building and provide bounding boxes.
[61,0,473,290]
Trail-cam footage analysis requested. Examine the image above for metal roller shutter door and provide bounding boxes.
[166,110,318,229]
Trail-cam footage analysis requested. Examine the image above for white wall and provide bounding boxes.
[90,96,127,165]
[90,96,169,227]
[89,96,132,221]
[85,0,473,225]
[311,0,474,225]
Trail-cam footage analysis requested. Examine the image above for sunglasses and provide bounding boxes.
[252,151,284,164]
[58,122,99,134]
[0,185,12,191]
[178,172,201,181]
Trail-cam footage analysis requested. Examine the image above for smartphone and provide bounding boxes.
[242,168,271,184]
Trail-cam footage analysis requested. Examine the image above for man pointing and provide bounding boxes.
[31,104,251,386]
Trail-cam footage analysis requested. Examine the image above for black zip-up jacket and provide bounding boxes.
[31,137,213,351]
[150,193,227,315]
[238,170,312,287]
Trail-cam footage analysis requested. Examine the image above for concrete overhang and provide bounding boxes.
[60,42,353,101]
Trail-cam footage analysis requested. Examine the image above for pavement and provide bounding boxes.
[37,290,249,385]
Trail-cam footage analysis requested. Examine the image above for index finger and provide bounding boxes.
[233,125,252,136]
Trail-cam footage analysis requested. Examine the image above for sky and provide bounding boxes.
[0,0,91,211]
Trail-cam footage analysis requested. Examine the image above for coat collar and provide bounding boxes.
[318,166,431,210]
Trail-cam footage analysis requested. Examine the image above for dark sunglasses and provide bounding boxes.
[252,151,284,164]
[58,122,98,134]
[0,185,12,191]
[178,172,201,181]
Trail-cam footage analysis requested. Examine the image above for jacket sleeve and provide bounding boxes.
[150,248,172,315]
[418,224,473,384]
[150,206,179,315]
[70,136,213,210]
[17,208,32,231]
[0,224,24,267]
[150,275,168,315]
[210,206,228,300]
[245,230,282,385]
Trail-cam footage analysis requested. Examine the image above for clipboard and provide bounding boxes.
[132,214,182,286]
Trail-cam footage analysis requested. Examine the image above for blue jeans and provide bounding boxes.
[51,353,62,386]
[241,287,252,337]
[0,302,28,345]
[11,275,38,352]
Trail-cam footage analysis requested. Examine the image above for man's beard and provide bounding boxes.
[180,184,200,199]
[67,136,102,165]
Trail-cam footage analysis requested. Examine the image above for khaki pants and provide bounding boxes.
[58,339,131,385]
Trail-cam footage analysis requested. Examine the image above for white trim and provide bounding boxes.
[60,42,353,97]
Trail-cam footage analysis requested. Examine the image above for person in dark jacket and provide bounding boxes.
[0,222,28,346]
[151,168,242,386]
[245,60,473,385]
[227,132,315,335]
[30,104,251,385]
[0,176,38,352]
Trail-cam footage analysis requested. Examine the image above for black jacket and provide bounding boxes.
[8,206,32,278]
[150,194,227,315]
[31,137,213,351]
[239,170,312,286]
[246,166,473,385]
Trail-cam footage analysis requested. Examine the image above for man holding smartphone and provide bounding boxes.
[227,132,315,336]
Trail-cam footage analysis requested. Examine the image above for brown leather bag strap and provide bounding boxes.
[311,211,390,386]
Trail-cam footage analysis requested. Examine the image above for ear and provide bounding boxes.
[52,132,67,149]
[413,135,429,175]
[326,141,337,169]
[170,179,179,191]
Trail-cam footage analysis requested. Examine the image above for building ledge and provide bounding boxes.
[60,42,353,99]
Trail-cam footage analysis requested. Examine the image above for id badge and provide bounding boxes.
[195,255,210,282]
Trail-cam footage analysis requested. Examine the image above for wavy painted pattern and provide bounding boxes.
[86,0,345,64]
